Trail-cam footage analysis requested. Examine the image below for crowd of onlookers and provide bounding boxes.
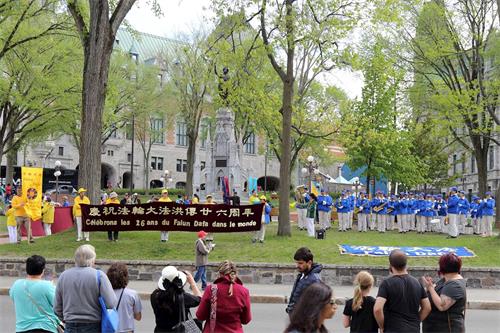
[9,245,467,333]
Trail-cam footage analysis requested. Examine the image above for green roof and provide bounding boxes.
[115,29,181,63]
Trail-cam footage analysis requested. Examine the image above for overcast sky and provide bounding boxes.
[125,0,362,98]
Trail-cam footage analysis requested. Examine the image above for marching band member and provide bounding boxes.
[457,191,470,235]
[356,192,370,232]
[396,193,407,233]
[434,195,447,233]
[470,196,481,235]
[346,190,355,230]
[479,192,495,237]
[415,193,426,234]
[386,195,397,231]
[422,194,435,233]
[335,191,350,232]
[317,188,333,230]
[446,187,460,238]
[408,192,417,230]
[374,191,387,233]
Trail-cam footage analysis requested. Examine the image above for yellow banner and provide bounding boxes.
[22,167,43,221]
[311,182,319,196]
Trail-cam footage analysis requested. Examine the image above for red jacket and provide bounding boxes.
[196,275,252,333]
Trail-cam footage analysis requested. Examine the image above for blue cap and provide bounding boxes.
[472,195,479,200]
[437,195,442,199]
[459,190,465,194]
[426,194,432,198]
[485,191,492,196]
[409,192,414,195]
[391,195,396,199]
[450,187,458,192]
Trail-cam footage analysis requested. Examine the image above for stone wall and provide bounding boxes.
[0,257,498,288]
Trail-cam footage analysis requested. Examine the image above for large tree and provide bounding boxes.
[66,0,160,202]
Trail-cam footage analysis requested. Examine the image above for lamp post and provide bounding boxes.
[54,160,62,203]
[163,170,170,189]
[301,155,318,191]
[352,177,360,198]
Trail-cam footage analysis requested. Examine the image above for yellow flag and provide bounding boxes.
[22,167,43,221]
[311,182,319,196]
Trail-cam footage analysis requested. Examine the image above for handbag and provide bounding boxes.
[23,281,65,333]
[171,292,201,333]
[209,284,218,333]
[97,270,119,333]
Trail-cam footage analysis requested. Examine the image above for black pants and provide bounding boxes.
[107,231,119,240]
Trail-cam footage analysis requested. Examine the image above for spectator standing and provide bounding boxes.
[41,198,56,236]
[6,183,12,199]
[252,195,271,243]
[105,192,120,241]
[151,266,202,333]
[130,193,141,205]
[421,253,467,333]
[194,230,213,290]
[231,189,241,206]
[158,189,172,242]
[285,282,337,333]
[205,194,216,204]
[107,263,142,333]
[6,204,17,243]
[374,249,431,333]
[62,196,70,207]
[120,193,131,205]
[196,260,252,333]
[342,271,378,333]
[286,247,323,314]
[12,187,33,244]
[73,188,90,242]
[10,255,61,333]
[54,244,117,333]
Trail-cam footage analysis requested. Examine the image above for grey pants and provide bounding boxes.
[16,216,32,242]
[448,214,459,237]
[358,214,368,232]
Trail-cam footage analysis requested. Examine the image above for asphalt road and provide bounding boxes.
[1,295,499,332]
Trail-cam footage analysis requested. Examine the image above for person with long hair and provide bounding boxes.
[107,263,142,333]
[421,253,467,333]
[196,260,252,332]
[342,271,378,333]
[150,265,202,333]
[285,282,337,333]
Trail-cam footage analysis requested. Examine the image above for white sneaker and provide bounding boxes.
[85,237,90,242]
[76,238,82,242]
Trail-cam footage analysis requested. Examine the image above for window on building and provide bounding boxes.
[453,154,457,175]
[461,155,466,174]
[215,159,227,167]
[244,133,256,154]
[58,147,64,156]
[151,156,164,170]
[176,159,187,172]
[489,148,495,170]
[151,118,164,144]
[176,122,188,146]
[107,150,114,156]
[200,122,208,148]
[127,153,132,162]
[470,155,475,174]
[201,161,206,170]
[175,182,186,189]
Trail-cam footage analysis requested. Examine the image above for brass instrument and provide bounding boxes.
[372,202,387,212]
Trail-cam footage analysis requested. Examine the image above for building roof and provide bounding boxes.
[115,29,181,63]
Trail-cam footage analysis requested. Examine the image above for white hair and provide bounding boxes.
[74,244,96,267]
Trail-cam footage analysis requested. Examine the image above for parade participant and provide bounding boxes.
[252,195,271,243]
[346,189,355,230]
[369,191,381,231]
[469,196,481,235]
[158,189,172,242]
[457,191,469,234]
[446,187,460,238]
[12,187,33,244]
[317,188,333,230]
[356,192,370,232]
[408,192,417,230]
[62,196,70,207]
[175,194,184,204]
[286,247,323,314]
[479,192,495,237]
[295,186,308,231]
[183,194,191,205]
[194,230,213,290]
[305,193,317,237]
[434,195,447,233]
[191,193,199,204]
[249,190,260,205]
[205,194,216,204]
[373,191,387,233]
[73,188,90,242]
[396,193,407,233]
[6,204,17,243]
[105,192,120,241]
[422,194,435,233]
[386,195,397,231]
[120,193,131,205]
[41,197,56,236]
[415,193,426,234]
[336,191,350,232]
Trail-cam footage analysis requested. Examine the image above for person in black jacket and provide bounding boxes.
[286,247,322,314]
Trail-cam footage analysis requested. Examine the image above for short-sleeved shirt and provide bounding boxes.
[150,289,201,332]
[423,278,466,333]
[115,287,142,333]
[9,279,59,333]
[377,274,428,333]
[343,296,378,333]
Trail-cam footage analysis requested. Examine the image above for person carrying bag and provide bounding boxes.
[97,270,119,333]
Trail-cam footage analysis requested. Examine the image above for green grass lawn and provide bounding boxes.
[1,220,499,267]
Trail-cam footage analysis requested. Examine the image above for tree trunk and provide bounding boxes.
[185,131,198,197]
[474,147,488,197]
[366,174,371,199]
[6,146,17,185]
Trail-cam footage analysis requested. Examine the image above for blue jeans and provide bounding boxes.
[64,322,101,333]
[194,265,207,289]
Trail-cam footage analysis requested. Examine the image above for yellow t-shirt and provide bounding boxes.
[105,198,120,205]
[191,197,199,204]
[41,203,55,224]
[158,196,172,202]
[73,195,90,217]
[6,208,16,226]
[11,195,27,217]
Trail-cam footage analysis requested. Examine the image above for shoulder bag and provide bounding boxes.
[23,281,64,333]
[97,270,119,333]
[172,292,201,333]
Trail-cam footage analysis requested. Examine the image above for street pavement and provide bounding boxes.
[1,294,499,332]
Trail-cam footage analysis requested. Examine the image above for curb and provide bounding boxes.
[1,288,499,309]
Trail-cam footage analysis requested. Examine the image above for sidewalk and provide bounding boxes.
[0,276,499,309]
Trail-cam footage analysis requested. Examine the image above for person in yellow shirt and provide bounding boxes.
[41,198,57,236]
[6,204,17,243]
[192,194,200,204]
[12,187,33,244]
[105,192,120,241]
[73,188,90,242]
[249,190,260,205]
[158,189,171,242]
